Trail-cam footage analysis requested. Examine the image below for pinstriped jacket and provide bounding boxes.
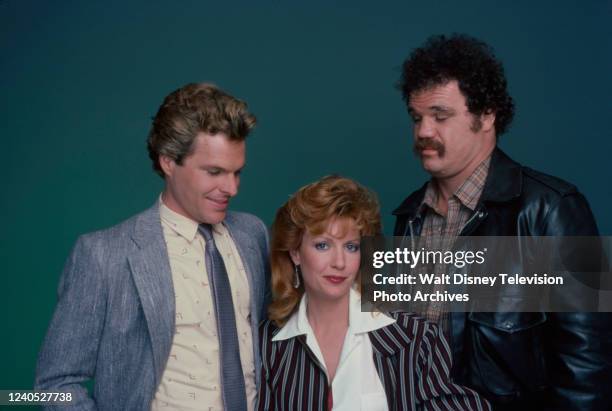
[257,311,490,411]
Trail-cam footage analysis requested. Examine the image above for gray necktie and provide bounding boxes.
[198,224,247,411]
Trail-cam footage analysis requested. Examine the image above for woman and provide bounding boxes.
[257,176,489,410]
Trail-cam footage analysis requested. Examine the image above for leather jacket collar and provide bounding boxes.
[392,147,523,219]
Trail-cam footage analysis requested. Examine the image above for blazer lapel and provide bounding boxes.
[223,214,266,388]
[369,320,410,410]
[127,203,175,386]
[224,215,263,321]
[369,321,408,356]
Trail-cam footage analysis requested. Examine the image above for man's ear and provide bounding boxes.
[289,249,301,266]
[481,110,496,132]
[159,155,176,177]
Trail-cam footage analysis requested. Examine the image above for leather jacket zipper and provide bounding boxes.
[408,219,416,249]
[461,208,486,236]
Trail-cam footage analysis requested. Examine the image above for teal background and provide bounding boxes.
[1,0,610,400]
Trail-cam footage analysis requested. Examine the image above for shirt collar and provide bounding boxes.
[272,289,395,341]
[455,156,490,210]
[272,292,309,341]
[348,289,396,334]
[421,155,491,214]
[158,195,224,242]
[421,181,439,215]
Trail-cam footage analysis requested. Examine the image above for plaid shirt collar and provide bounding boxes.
[421,156,491,215]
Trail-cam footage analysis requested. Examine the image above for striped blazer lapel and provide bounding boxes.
[369,320,409,356]
[259,322,330,411]
[369,316,414,411]
[287,334,329,411]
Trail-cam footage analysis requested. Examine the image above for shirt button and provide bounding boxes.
[504,321,513,329]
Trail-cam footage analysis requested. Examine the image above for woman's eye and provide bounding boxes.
[314,242,329,250]
[345,243,360,252]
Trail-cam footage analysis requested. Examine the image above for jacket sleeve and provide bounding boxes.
[414,320,491,411]
[34,235,107,410]
[539,193,612,410]
[255,321,275,411]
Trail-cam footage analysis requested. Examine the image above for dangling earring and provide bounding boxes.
[293,265,301,289]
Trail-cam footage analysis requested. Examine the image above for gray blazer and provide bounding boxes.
[35,203,270,410]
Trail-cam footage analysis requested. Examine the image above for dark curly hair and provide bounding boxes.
[398,34,515,136]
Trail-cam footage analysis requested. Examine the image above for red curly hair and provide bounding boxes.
[268,175,381,326]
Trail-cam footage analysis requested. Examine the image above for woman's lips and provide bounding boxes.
[324,276,347,284]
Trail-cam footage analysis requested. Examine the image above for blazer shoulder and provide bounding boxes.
[386,311,441,341]
[258,319,289,367]
[226,211,266,230]
[74,205,157,256]
[78,212,138,244]
[259,319,280,339]
[226,211,268,244]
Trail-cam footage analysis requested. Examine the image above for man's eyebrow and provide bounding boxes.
[199,165,246,173]
[430,105,455,114]
[199,165,227,172]
[408,105,455,115]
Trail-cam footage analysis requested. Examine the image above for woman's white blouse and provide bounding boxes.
[272,289,396,410]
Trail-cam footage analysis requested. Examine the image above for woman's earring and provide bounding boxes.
[293,265,301,289]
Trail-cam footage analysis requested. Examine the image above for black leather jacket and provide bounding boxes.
[393,148,612,410]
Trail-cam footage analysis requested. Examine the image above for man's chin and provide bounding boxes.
[421,158,442,174]
[200,210,227,225]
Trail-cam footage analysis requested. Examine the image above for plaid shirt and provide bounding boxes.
[418,157,490,336]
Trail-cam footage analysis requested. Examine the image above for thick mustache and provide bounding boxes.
[413,139,445,156]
